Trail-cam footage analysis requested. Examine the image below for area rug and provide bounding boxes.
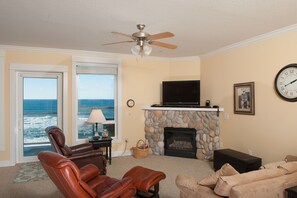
[14,162,49,183]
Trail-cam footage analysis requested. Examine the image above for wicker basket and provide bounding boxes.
[132,139,149,159]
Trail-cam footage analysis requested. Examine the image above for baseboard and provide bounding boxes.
[0,159,15,167]
[112,150,132,157]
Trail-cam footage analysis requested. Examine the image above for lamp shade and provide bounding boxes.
[87,109,106,124]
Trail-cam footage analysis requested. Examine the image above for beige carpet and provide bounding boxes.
[0,155,214,198]
[108,155,214,198]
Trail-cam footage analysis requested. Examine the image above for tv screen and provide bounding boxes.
[162,80,200,105]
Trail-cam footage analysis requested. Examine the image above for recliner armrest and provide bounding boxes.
[80,164,100,182]
[70,143,94,153]
[69,150,103,160]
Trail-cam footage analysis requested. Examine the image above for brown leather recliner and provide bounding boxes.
[38,151,136,198]
[45,126,107,175]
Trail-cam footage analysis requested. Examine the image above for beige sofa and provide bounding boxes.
[176,160,297,198]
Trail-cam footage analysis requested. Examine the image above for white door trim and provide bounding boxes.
[0,50,4,151]
[10,64,68,164]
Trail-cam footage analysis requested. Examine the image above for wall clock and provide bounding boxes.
[274,63,297,102]
[126,99,135,108]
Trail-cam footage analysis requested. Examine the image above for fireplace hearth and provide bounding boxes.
[164,127,196,158]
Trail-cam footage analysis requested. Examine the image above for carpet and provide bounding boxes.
[14,162,49,183]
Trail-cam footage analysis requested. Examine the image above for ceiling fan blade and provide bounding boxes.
[102,40,135,46]
[150,41,177,49]
[111,32,135,39]
[148,32,174,40]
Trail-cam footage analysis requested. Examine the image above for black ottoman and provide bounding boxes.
[214,149,262,173]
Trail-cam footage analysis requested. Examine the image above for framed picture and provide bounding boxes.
[234,82,255,115]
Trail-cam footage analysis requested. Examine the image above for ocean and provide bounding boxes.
[23,99,114,144]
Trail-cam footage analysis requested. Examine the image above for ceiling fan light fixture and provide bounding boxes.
[131,45,141,55]
[131,44,152,56]
[143,44,152,56]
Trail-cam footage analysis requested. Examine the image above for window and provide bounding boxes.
[74,63,119,141]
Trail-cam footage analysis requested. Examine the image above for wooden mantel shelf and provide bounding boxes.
[143,106,224,112]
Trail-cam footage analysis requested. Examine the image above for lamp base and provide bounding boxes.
[93,131,100,140]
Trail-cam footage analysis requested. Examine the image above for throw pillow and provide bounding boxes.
[198,163,239,189]
[278,161,297,174]
[285,155,297,162]
[260,160,286,169]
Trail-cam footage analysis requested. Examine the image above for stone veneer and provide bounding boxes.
[144,108,220,160]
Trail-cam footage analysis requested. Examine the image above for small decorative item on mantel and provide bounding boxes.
[132,139,149,159]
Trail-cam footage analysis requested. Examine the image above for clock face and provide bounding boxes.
[275,64,297,102]
[126,99,135,108]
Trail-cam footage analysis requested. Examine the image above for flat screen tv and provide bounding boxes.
[162,80,200,106]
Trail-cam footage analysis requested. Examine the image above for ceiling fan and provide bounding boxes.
[103,24,177,56]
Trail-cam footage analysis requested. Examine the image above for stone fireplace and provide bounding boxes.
[144,107,222,160]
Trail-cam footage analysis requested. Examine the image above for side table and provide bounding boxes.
[286,186,297,198]
[89,137,112,165]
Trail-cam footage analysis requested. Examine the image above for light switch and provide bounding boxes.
[224,113,229,120]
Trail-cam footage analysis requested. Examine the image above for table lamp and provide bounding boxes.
[87,109,106,139]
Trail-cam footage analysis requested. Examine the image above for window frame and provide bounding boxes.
[72,57,122,145]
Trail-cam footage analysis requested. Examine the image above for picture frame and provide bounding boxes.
[234,82,255,115]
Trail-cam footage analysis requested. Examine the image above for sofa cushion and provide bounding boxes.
[199,163,239,189]
[214,167,288,197]
[278,161,297,174]
[230,171,297,198]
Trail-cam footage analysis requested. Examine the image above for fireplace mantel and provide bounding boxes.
[144,106,223,160]
[144,107,224,112]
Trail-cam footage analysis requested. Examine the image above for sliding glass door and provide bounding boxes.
[17,72,62,162]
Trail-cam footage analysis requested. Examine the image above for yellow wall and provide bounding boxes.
[0,50,201,163]
[169,58,200,80]
[201,32,297,164]
[116,58,171,151]
[1,50,73,161]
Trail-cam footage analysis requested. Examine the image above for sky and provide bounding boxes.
[24,74,115,99]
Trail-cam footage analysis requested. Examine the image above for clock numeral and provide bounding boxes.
[290,92,293,96]
[290,69,294,73]
[285,91,288,95]
[281,86,285,91]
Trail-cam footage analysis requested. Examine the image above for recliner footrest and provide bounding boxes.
[123,166,166,197]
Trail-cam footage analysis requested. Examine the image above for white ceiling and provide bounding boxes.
[1,0,297,57]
